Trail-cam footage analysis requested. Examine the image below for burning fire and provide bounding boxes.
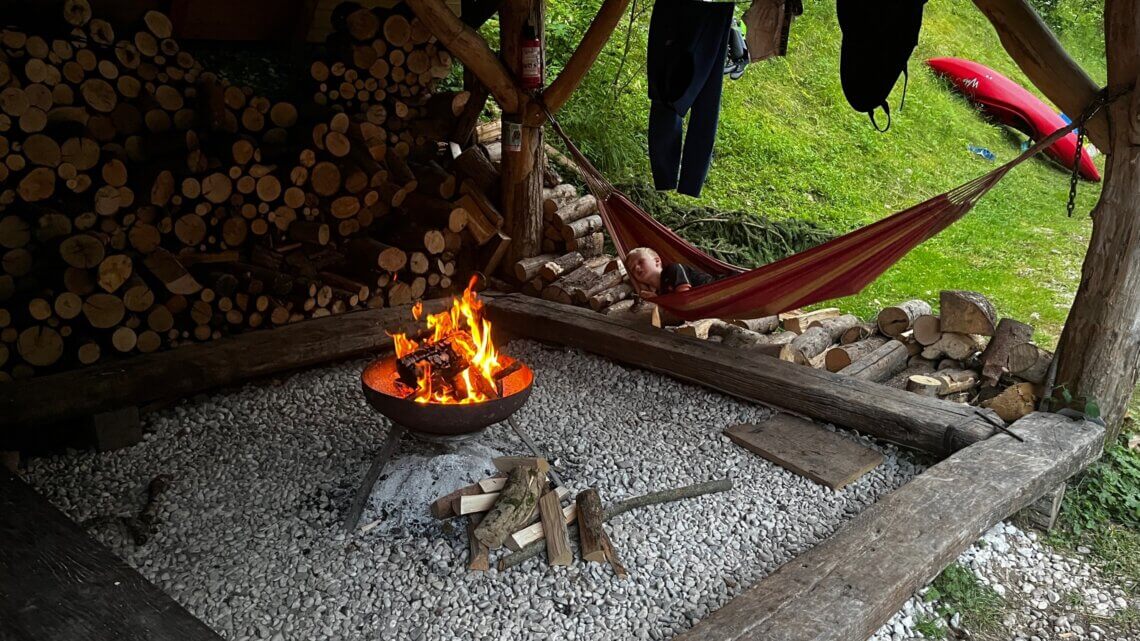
[390,277,504,404]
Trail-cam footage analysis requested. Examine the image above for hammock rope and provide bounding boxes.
[538,91,1108,321]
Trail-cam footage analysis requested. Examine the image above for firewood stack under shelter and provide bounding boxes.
[0,0,517,381]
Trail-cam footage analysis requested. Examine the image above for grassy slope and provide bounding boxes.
[550,0,1107,345]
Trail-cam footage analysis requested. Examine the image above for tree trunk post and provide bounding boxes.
[1053,0,1140,444]
[499,0,545,265]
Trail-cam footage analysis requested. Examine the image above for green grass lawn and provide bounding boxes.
[548,0,1107,346]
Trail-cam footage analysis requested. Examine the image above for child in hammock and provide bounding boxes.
[625,247,717,298]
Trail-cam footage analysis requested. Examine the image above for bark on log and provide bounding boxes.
[877,300,932,337]
[939,290,997,336]
[980,318,1034,386]
[576,488,608,562]
[473,465,543,550]
[1008,343,1052,384]
[730,316,780,334]
[912,314,942,346]
[838,340,908,382]
[825,336,889,372]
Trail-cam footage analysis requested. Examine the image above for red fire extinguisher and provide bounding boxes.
[520,20,542,90]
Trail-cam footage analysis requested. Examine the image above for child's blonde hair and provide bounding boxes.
[625,247,659,264]
[624,247,660,288]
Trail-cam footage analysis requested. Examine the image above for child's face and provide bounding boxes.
[627,253,662,288]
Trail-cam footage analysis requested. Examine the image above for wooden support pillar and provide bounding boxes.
[1054,0,1140,444]
[90,405,142,452]
[499,0,545,265]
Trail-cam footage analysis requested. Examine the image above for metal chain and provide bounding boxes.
[1067,88,1114,217]
[1066,125,1087,217]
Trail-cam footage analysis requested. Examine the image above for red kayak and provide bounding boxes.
[927,57,1100,182]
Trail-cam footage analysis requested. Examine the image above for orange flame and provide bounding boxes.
[389,276,502,404]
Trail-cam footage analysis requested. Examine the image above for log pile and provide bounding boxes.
[0,1,518,381]
[664,290,1055,423]
[428,456,626,575]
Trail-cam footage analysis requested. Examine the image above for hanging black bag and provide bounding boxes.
[837,0,926,131]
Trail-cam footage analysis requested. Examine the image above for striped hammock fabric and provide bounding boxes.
[544,109,1079,321]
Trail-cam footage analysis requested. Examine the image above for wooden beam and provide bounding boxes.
[0,300,447,430]
[406,0,521,113]
[485,294,998,455]
[541,0,633,115]
[0,470,225,641]
[973,0,1111,151]
[673,412,1103,641]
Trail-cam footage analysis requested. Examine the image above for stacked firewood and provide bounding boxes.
[666,290,1054,423]
[427,457,625,576]
[0,1,515,381]
[511,251,636,313]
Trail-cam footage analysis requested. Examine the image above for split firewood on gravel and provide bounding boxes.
[473,465,544,550]
[539,489,572,566]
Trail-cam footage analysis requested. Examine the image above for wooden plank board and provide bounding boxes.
[725,416,884,490]
[674,412,1104,641]
[0,470,224,641]
[0,299,448,430]
[484,294,998,456]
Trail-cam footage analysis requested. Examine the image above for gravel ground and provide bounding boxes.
[23,339,920,641]
[872,522,1138,641]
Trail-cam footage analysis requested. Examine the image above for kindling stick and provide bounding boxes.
[498,478,733,570]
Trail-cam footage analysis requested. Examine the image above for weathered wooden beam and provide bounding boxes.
[0,300,447,430]
[541,0,634,115]
[673,412,1103,641]
[973,0,1110,151]
[406,0,521,113]
[0,470,225,641]
[485,294,998,455]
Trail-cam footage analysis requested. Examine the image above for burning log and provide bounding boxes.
[395,333,470,387]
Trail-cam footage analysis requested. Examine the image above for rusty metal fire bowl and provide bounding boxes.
[360,354,534,435]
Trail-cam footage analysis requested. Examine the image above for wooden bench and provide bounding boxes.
[0,470,222,641]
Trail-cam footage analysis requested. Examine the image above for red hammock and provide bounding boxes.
[544,110,1080,321]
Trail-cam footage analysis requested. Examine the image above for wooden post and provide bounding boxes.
[499,0,545,264]
[1053,0,1140,443]
[407,0,632,268]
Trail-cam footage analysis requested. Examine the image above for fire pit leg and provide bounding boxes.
[344,423,406,533]
[507,416,565,487]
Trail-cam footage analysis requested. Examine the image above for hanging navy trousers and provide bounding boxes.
[647,0,734,197]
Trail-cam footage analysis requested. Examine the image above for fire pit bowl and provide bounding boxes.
[360,354,534,435]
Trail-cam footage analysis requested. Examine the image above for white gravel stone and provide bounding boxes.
[23,341,917,641]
